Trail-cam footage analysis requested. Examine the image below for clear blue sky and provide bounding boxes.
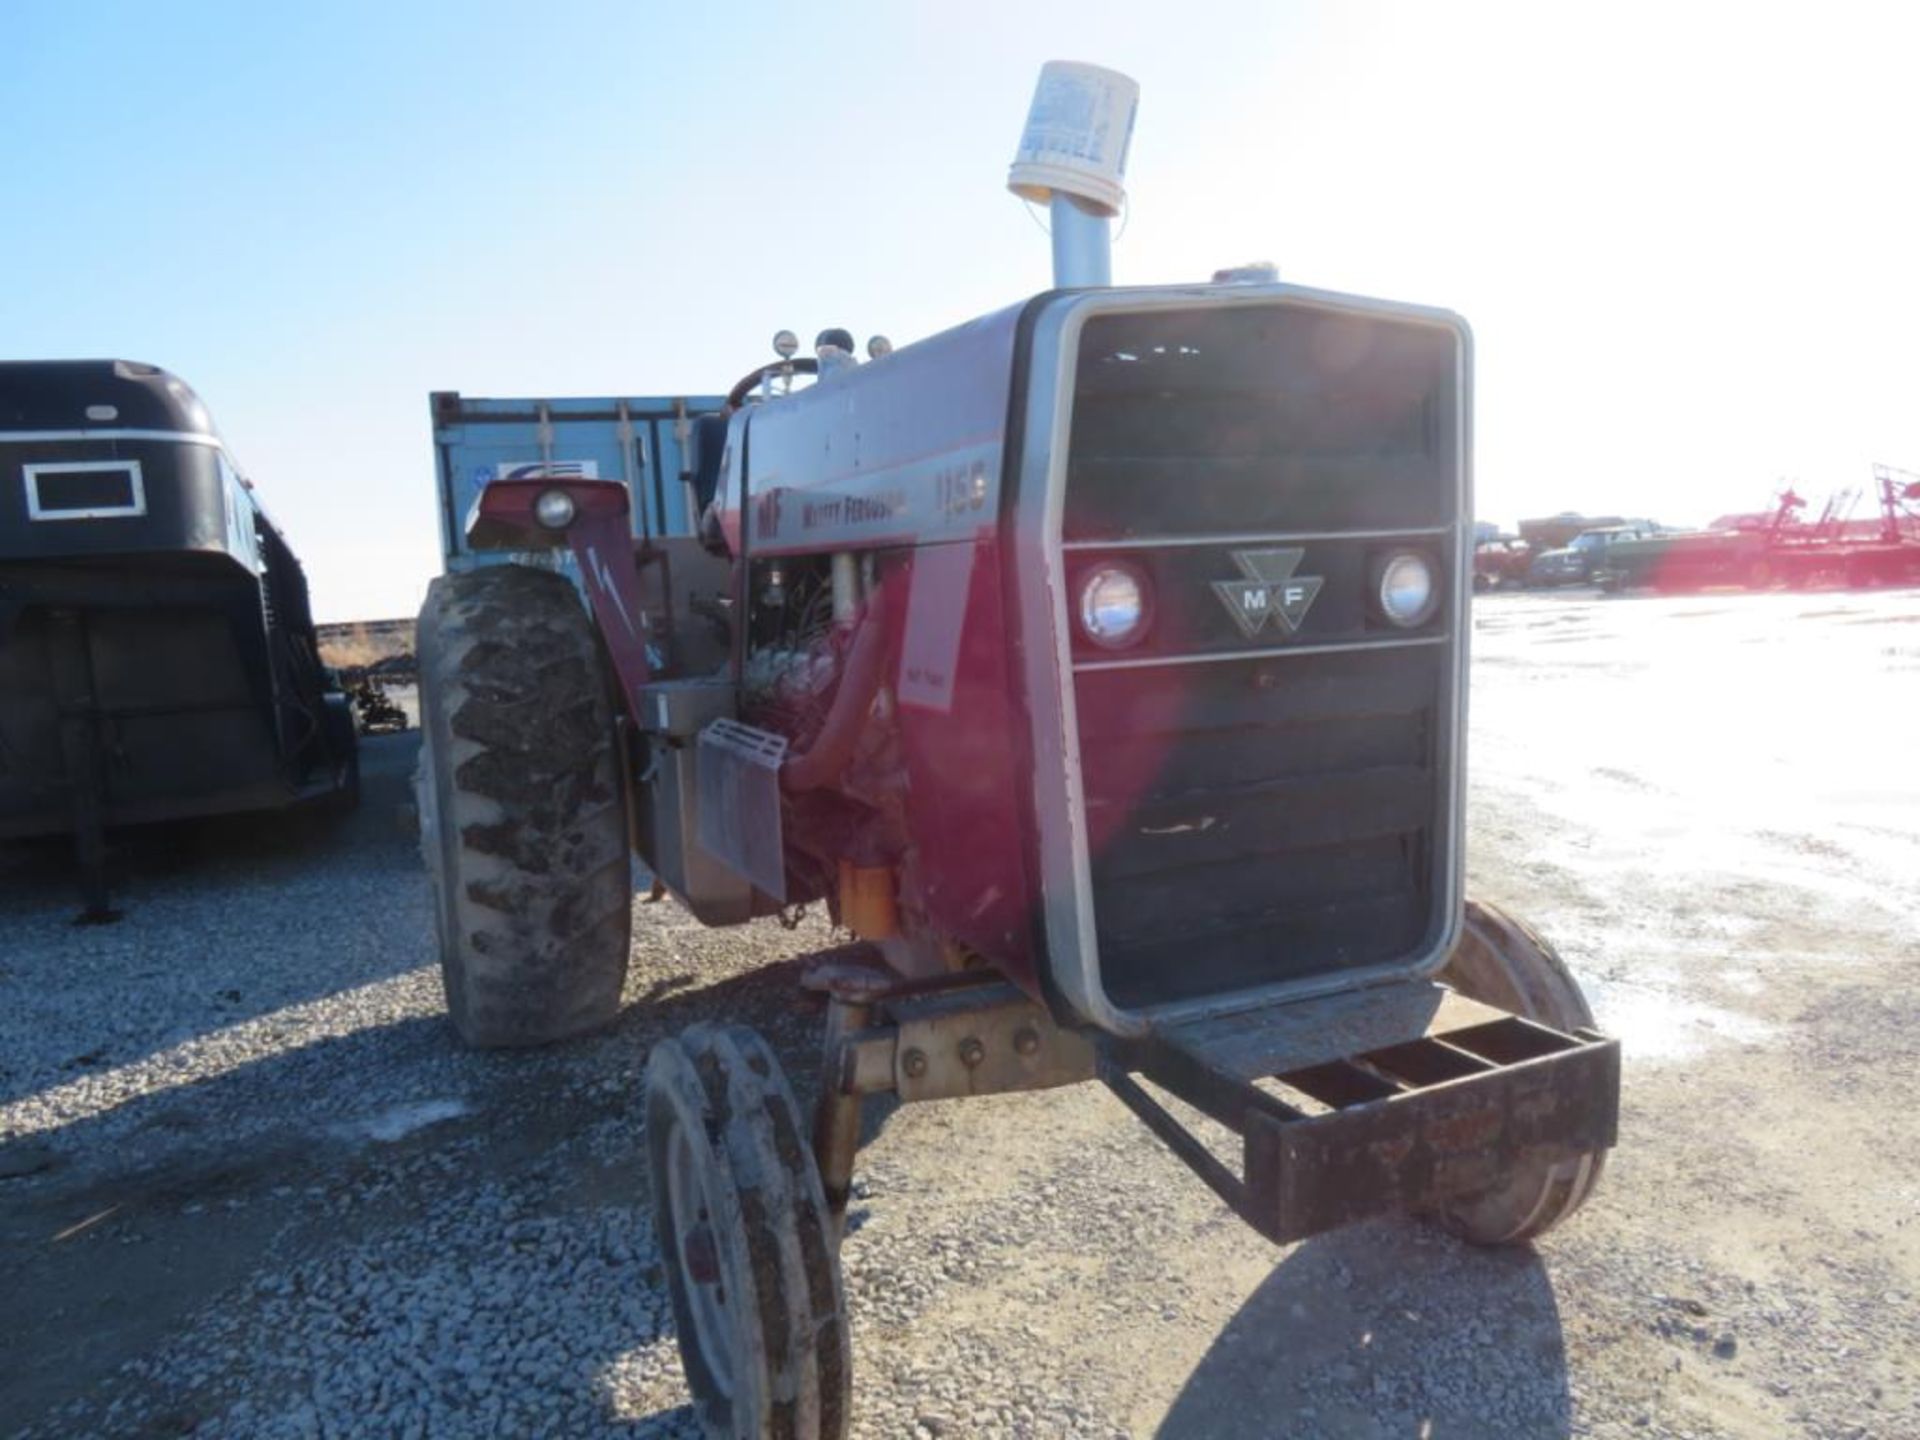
[9,1,1915,618]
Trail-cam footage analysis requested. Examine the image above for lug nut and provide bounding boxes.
[902,1048,928,1080]
[1013,1027,1041,1057]
[958,1037,986,1069]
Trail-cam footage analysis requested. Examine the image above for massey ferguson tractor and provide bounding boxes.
[415,63,1619,1438]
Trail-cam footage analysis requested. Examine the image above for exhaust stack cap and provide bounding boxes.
[1007,61,1139,219]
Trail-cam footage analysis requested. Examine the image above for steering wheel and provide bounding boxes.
[727,357,819,411]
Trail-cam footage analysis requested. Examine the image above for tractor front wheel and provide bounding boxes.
[415,564,632,1047]
[645,1024,851,1440]
[1431,899,1608,1246]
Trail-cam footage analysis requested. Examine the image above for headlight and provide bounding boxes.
[534,488,577,530]
[1377,551,1439,627]
[1077,563,1151,649]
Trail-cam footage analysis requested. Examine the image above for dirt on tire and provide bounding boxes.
[414,563,631,1047]
[647,1022,852,1439]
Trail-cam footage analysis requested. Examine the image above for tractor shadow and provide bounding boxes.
[1158,1223,1571,1439]
[2,767,896,1434]
[0,956,841,1433]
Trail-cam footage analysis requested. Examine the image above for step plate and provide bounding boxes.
[1157,980,1510,1082]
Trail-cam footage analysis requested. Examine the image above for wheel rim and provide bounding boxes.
[666,1121,735,1397]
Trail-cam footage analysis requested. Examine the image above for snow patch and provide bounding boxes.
[1588,983,1774,1062]
[345,1098,471,1143]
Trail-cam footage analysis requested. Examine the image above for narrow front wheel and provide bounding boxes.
[645,1024,851,1440]
[1430,900,1608,1246]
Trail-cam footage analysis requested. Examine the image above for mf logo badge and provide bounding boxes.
[1212,549,1323,638]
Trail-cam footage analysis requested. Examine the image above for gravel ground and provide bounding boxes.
[2,587,1917,1438]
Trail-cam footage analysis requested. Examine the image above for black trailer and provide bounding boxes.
[0,360,357,917]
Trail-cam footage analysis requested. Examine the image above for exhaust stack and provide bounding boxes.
[1008,62,1139,289]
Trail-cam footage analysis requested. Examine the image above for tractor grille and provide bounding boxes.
[1062,303,1461,1011]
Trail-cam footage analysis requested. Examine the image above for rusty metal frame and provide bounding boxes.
[809,961,1618,1249]
[1100,982,1620,1245]
[810,967,1097,1236]
[835,981,1096,1104]
[1242,1040,1616,1241]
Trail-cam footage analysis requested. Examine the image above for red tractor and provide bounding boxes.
[415,63,1617,1439]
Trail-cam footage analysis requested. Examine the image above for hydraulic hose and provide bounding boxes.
[780,581,890,793]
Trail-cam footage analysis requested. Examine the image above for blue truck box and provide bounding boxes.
[429,391,726,571]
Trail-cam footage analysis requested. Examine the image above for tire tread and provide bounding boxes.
[646,1025,851,1440]
[414,564,631,1048]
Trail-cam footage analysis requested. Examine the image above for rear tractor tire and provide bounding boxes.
[415,564,632,1048]
[1431,899,1607,1246]
[645,1024,852,1440]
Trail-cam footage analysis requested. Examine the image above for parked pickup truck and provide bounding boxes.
[1526,523,1658,587]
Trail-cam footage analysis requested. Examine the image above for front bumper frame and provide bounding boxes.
[1104,979,1618,1243]
[816,964,1619,1248]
